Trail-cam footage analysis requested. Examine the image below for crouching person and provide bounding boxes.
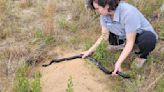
[81,0,158,75]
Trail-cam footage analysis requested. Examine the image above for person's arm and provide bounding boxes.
[112,32,136,75]
[112,7,143,75]
[82,26,109,58]
[88,26,109,52]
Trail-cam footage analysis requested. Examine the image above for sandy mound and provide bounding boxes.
[39,54,113,92]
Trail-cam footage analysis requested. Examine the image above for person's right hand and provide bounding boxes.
[80,51,92,59]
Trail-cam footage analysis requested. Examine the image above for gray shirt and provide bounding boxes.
[100,2,158,40]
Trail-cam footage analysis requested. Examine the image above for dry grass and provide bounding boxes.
[0,0,163,92]
[0,0,49,91]
[0,41,30,91]
[17,0,32,8]
[42,0,55,36]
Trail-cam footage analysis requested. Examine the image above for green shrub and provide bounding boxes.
[44,35,55,45]
[31,72,41,92]
[15,65,41,92]
[31,28,55,45]
[15,65,30,92]
[66,76,74,92]
[57,16,69,29]
[92,41,118,68]
[92,41,108,60]
[159,24,164,40]
[154,76,164,92]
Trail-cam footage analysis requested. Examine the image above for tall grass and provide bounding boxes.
[43,0,55,36]
[0,0,16,39]
[32,28,55,46]
[127,0,163,17]
[53,0,100,50]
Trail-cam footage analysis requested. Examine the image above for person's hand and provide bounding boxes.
[80,51,92,59]
[112,61,122,75]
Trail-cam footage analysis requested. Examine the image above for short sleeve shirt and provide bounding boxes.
[100,2,158,40]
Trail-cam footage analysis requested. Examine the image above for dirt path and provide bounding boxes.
[39,52,113,92]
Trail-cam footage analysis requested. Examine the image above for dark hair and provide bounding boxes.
[89,0,120,11]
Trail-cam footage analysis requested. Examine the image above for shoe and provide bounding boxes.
[133,57,146,68]
[107,44,125,51]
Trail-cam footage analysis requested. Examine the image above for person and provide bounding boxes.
[81,0,158,75]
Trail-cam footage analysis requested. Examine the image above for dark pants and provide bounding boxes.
[108,31,157,59]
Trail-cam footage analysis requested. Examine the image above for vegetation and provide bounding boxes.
[15,65,41,92]
[66,76,74,92]
[0,0,163,92]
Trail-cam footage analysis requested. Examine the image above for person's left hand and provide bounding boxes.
[112,61,122,75]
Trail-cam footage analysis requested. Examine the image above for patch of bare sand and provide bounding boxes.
[39,53,113,92]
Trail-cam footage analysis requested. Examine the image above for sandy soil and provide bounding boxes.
[39,52,113,92]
